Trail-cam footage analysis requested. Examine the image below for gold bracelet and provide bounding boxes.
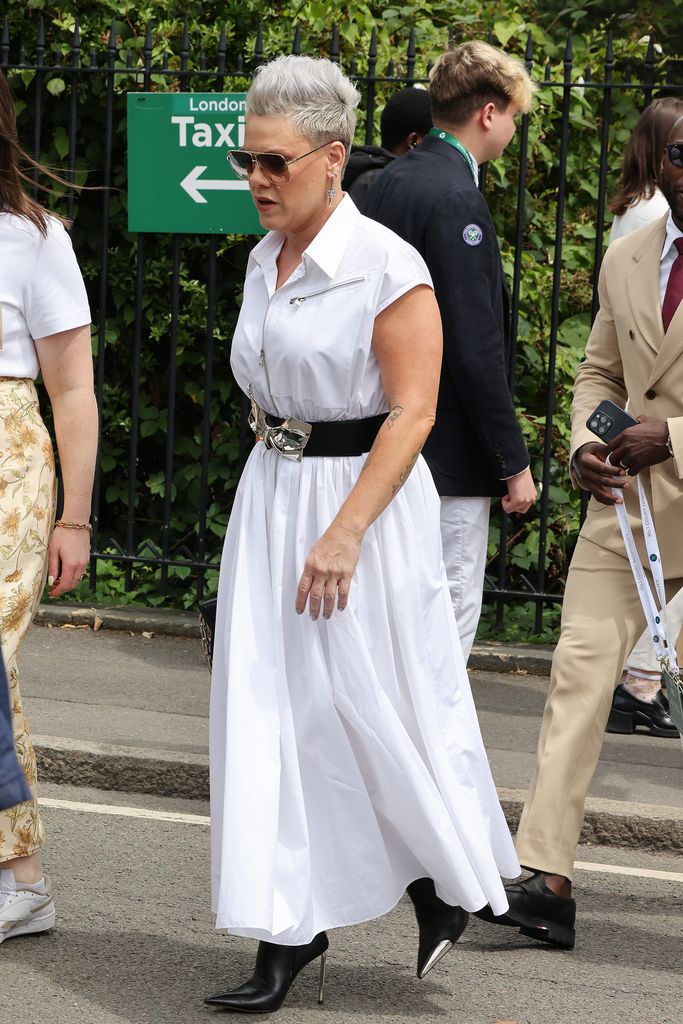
[54,519,93,535]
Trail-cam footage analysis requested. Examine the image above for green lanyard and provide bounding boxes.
[429,127,478,183]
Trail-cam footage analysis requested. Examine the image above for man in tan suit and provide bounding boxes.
[477,117,683,948]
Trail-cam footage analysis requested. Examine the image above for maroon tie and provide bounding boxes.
[662,237,683,333]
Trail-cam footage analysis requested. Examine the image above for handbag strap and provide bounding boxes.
[609,460,680,675]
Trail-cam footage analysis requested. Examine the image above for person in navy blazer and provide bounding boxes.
[365,41,537,660]
[0,654,30,813]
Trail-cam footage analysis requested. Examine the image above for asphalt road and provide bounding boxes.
[1,782,681,1024]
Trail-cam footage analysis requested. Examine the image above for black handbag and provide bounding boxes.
[198,597,218,668]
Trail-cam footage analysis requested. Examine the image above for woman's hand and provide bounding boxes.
[296,522,362,619]
[47,526,91,597]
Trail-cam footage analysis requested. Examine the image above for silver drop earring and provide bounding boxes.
[325,175,337,206]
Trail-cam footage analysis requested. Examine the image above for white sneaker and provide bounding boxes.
[0,869,55,943]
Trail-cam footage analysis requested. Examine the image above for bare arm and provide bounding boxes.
[295,284,442,619]
[35,325,98,597]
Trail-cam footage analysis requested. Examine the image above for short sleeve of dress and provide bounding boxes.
[24,219,91,340]
[375,240,433,317]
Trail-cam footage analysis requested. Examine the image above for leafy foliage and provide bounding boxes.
[2,2,682,639]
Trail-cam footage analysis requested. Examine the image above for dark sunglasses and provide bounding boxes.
[666,142,683,168]
[227,141,330,183]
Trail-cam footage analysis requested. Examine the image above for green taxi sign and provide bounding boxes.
[127,92,264,235]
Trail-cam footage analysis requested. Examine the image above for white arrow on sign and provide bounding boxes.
[180,165,251,204]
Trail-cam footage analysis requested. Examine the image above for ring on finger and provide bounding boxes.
[619,459,628,469]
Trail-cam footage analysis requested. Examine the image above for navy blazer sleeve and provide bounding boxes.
[423,189,529,480]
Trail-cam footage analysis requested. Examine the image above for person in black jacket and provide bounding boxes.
[365,41,537,660]
[343,86,432,213]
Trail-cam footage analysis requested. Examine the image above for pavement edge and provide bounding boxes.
[33,739,682,853]
[35,602,555,676]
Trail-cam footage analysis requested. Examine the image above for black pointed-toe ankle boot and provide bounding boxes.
[407,878,469,979]
[204,932,329,1013]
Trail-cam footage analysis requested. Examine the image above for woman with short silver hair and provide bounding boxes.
[207,54,519,1013]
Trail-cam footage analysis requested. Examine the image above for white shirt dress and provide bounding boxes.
[209,196,520,945]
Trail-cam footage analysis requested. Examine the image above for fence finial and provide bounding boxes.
[407,27,416,82]
[254,23,264,67]
[107,20,116,52]
[292,25,302,55]
[37,15,45,50]
[330,25,339,64]
[144,19,153,55]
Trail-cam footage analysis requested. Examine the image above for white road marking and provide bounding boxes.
[39,796,210,827]
[39,798,683,882]
[574,860,683,883]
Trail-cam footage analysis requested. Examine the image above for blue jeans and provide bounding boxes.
[0,653,31,813]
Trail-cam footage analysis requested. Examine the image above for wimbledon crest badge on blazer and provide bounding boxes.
[462,224,483,246]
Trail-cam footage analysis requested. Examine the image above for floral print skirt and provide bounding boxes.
[0,378,56,862]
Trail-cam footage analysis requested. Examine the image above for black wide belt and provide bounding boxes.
[264,413,384,457]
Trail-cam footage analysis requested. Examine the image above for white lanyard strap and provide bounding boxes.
[611,467,680,675]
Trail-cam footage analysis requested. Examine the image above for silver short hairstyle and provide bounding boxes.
[247,55,360,156]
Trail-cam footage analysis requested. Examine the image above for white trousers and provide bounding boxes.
[439,496,491,662]
[625,584,683,677]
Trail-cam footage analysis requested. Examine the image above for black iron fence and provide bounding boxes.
[2,18,682,630]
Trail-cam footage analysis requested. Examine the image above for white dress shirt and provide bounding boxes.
[660,210,683,307]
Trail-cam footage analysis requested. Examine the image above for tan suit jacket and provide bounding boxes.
[571,213,683,578]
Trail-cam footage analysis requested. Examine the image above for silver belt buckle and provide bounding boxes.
[248,396,311,462]
[264,416,312,462]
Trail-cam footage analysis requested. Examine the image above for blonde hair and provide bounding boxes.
[247,55,360,155]
[429,41,536,125]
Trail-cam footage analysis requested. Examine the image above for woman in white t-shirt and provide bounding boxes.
[609,96,683,243]
[0,71,97,942]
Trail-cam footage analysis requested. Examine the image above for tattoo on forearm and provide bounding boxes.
[391,448,421,495]
[359,447,375,476]
[386,405,405,430]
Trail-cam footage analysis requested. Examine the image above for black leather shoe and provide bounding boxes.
[204,932,328,1013]
[407,877,469,978]
[475,872,575,948]
[607,684,679,738]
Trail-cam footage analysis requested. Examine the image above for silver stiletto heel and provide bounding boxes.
[318,950,327,1005]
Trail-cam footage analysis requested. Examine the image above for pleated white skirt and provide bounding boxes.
[209,443,519,944]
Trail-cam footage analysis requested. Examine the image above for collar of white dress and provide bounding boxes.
[249,194,360,280]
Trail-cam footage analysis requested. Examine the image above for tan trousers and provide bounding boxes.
[515,534,683,882]
[0,379,56,863]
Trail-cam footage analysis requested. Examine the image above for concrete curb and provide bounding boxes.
[33,737,681,853]
[497,788,683,855]
[35,603,201,638]
[34,735,210,801]
[36,603,556,676]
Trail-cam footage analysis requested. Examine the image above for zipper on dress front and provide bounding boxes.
[288,274,367,308]
[255,291,280,416]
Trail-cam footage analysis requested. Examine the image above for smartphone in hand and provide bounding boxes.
[586,400,638,444]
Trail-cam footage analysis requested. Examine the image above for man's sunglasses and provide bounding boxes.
[666,142,683,168]
[227,142,330,183]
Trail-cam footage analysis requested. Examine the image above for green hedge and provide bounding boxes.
[3,1,682,638]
